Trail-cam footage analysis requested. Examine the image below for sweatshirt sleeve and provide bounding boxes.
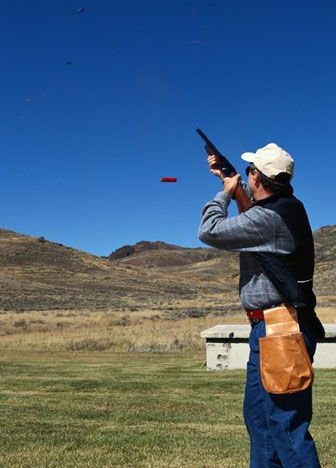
[198,191,294,253]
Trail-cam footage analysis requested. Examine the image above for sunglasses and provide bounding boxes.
[245,164,257,177]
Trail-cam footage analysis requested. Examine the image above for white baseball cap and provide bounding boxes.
[241,143,294,179]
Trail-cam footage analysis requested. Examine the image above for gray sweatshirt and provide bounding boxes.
[198,191,297,310]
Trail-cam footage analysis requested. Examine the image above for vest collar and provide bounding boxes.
[254,187,294,207]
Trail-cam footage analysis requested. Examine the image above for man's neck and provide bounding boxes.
[252,188,274,201]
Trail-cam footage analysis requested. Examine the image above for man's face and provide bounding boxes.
[245,164,258,194]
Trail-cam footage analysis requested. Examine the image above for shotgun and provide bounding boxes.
[196,128,252,213]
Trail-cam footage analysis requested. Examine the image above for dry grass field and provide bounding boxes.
[0,305,334,353]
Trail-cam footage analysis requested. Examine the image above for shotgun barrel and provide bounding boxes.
[196,128,253,213]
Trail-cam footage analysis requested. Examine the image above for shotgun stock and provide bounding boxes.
[196,128,253,213]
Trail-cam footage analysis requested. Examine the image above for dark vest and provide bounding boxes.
[254,192,324,338]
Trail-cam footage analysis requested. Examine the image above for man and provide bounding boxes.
[199,143,323,467]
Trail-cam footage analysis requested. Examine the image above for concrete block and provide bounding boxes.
[201,323,336,370]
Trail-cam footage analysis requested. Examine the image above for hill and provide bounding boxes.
[312,225,336,303]
[107,240,229,267]
[0,226,334,313]
[0,229,239,313]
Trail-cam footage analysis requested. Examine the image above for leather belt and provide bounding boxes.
[246,308,265,321]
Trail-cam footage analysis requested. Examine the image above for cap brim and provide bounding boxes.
[241,151,256,162]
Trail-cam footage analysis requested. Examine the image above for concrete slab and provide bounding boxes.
[201,323,336,370]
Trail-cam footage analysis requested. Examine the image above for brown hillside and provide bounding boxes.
[313,225,336,303]
[0,226,334,312]
[0,229,239,313]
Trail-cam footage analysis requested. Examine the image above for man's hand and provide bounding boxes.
[223,174,241,197]
[207,154,241,197]
[207,154,224,179]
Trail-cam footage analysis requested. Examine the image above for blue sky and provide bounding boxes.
[1,0,335,256]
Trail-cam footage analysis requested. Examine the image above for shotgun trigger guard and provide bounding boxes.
[218,164,231,177]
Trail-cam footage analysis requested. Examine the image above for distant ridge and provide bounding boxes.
[108,240,186,260]
[0,226,334,312]
[108,240,227,267]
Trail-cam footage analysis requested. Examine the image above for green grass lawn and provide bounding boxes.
[0,352,335,467]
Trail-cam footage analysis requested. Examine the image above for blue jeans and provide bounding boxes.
[243,320,321,468]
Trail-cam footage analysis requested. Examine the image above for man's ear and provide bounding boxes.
[253,170,261,187]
